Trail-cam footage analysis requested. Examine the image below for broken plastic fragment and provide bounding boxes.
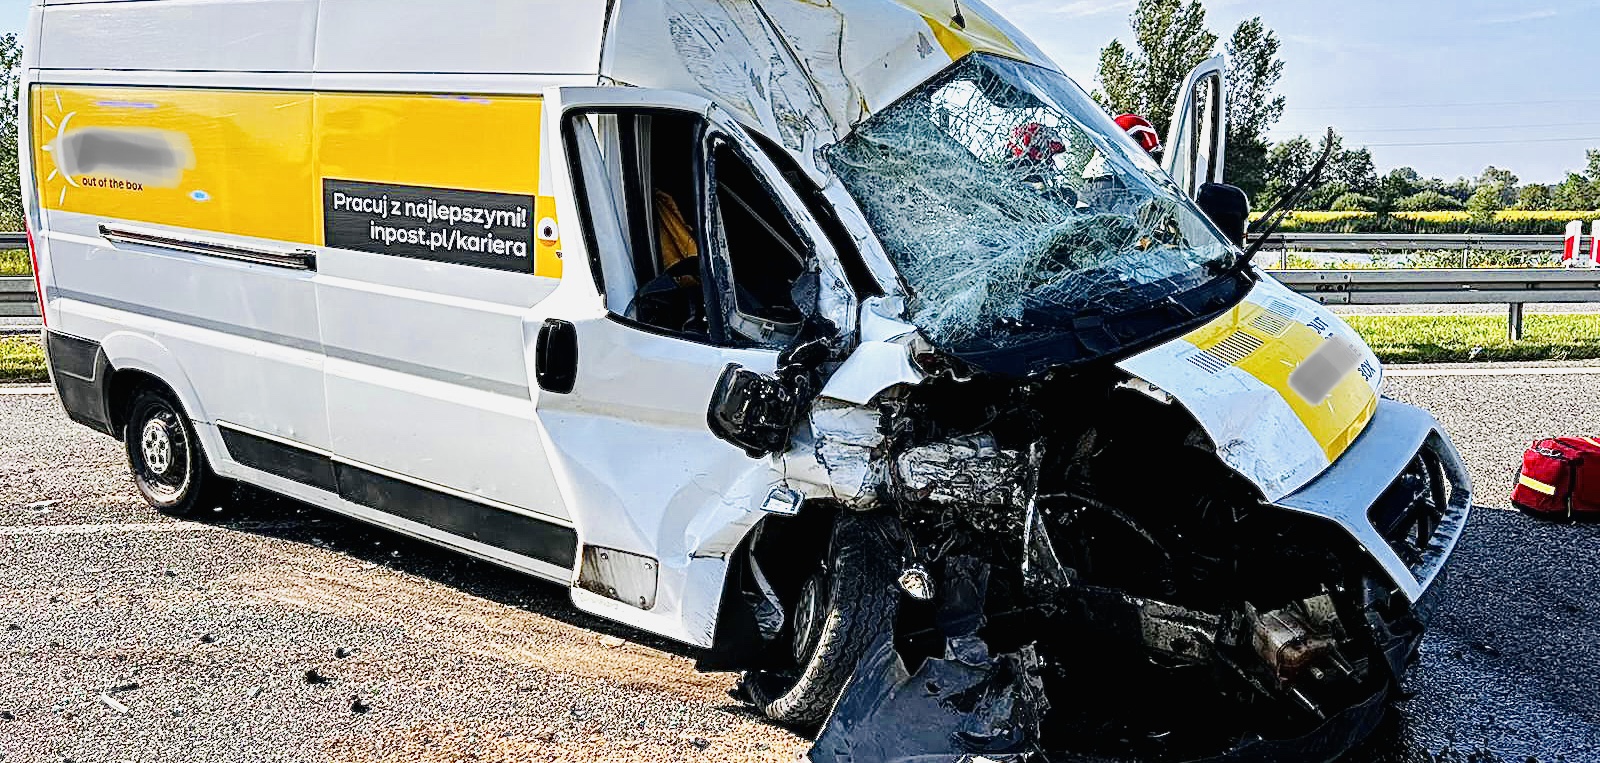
[811,557,1048,763]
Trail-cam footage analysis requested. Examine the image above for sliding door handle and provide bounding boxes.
[100,223,317,271]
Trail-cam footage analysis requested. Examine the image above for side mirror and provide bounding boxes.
[707,364,799,458]
[1196,183,1250,248]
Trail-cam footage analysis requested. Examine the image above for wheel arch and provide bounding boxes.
[697,499,858,673]
[98,331,210,437]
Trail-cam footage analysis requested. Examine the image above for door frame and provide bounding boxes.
[1163,54,1228,196]
[529,86,860,645]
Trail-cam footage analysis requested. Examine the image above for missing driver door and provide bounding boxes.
[1164,55,1228,198]
[529,87,857,645]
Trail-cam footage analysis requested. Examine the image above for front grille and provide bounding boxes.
[1369,445,1453,570]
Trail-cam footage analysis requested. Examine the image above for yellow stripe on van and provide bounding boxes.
[33,86,317,244]
[1185,301,1379,464]
[32,85,561,278]
[896,0,1028,62]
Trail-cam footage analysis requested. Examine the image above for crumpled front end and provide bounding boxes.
[759,314,1470,762]
[802,385,1469,763]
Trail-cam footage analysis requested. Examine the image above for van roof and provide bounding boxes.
[32,0,1054,165]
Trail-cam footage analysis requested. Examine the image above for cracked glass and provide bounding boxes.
[826,55,1238,354]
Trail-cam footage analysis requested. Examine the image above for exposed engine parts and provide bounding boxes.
[791,370,1428,762]
[698,303,1452,762]
[892,435,1029,513]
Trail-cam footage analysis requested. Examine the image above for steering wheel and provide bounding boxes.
[631,256,706,334]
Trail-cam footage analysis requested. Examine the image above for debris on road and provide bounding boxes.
[349,695,370,714]
[334,646,355,659]
[599,635,626,648]
[97,694,128,714]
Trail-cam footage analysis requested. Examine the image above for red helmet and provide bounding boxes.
[1007,122,1067,163]
[1115,114,1162,155]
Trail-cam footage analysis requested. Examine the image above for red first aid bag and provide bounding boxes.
[1513,437,1600,517]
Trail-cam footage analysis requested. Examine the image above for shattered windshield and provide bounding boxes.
[826,54,1238,355]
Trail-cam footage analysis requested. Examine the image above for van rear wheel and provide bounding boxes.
[123,388,230,517]
[742,511,901,728]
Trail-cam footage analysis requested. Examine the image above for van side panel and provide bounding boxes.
[313,92,570,523]
[31,84,331,450]
[38,0,317,73]
[33,86,316,243]
[313,0,607,75]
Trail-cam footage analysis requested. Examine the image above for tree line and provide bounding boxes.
[1093,0,1600,216]
[0,33,20,231]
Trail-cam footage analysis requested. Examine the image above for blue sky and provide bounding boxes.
[3,0,1596,183]
[987,0,1600,184]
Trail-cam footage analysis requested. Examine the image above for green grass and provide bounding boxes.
[0,249,28,276]
[1345,314,1600,364]
[0,336,46,383]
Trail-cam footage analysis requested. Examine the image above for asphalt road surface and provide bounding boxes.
[2,369,1599,763]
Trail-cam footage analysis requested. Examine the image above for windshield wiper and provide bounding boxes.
[1239,128,1338,268]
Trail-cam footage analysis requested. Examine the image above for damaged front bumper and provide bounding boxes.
[1274,397,1473,613]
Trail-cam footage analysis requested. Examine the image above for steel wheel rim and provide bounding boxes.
[135,406,191,501]
[791,571,826,665]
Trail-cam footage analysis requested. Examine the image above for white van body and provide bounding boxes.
[22,1,1472,757]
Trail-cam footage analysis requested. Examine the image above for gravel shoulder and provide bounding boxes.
[0,395,805,763]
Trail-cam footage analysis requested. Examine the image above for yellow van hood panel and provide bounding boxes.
[1117,275,1382,502]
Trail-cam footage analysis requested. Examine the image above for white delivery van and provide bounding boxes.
[21,1,1472,760]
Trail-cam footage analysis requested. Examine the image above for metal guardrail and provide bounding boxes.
[0,232,35,321]
[0,277,39,319]
[1254,232,1566,254]
[1269,268,1600,340]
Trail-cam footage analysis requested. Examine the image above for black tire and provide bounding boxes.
[743,511,901,728]
[123,387,230,517]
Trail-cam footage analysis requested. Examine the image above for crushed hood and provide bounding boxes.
[1117,273,1383,503]
[602,0,1052,176]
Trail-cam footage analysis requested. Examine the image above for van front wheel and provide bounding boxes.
[123,388,230,517]
[742,511,901,728]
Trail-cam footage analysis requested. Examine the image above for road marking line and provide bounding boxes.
[0,520,308,536]
[0,386,53,395]
[1388,366,1600,378]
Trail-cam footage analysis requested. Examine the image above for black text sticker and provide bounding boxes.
[323,179,535,273]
